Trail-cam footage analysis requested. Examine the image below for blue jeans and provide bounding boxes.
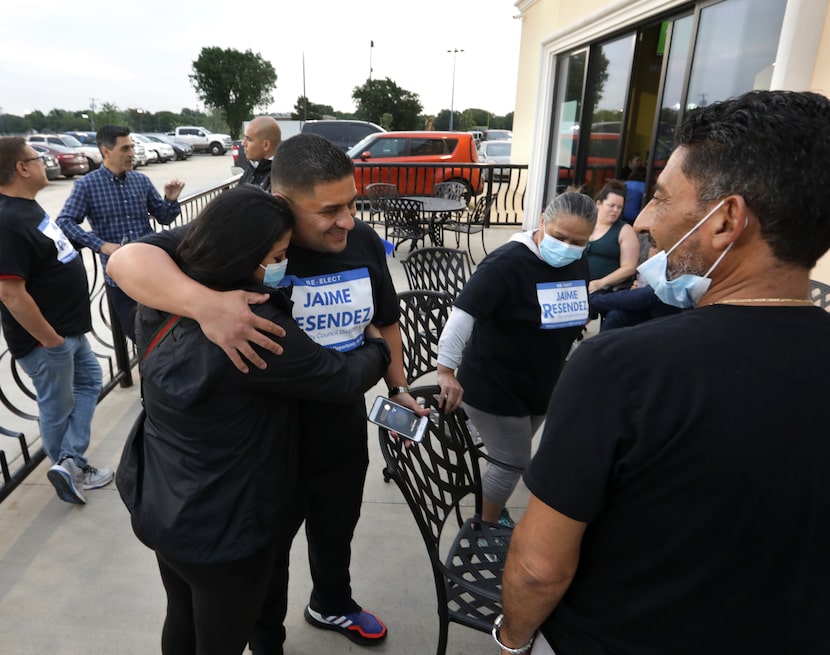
[17,335,102,466]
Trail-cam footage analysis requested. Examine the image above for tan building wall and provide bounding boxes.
[513,0,830,283]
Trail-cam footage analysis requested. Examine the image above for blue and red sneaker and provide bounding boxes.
[304,605,388,646]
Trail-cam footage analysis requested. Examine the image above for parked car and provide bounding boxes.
[29,144,62,180]
[232,140,246,169]
[347,130,483,200]
[168,126,232,155]
[26,134,103,170]
[130,135,158,163]
[28,142,89,178]
[483,129,512,141]
[132,133,174,163]
[145,133,193,160]
[129,136,150,167]
[301,120,386,152]
[477,139,512,181]
[64,131,98,146]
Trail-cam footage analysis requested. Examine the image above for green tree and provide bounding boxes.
[352,78,422,130]
[291,96,335,121]
[190,47,277,139]
[432,109,463,131]
[96,102,124,128]
[490,112,514,130]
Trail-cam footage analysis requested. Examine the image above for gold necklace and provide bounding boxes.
[713,298,813,305]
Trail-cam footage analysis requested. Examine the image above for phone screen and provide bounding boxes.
[369,396,427,442]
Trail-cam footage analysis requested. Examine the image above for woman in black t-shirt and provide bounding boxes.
[436,191,596,526]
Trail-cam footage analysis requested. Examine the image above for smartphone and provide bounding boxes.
[369,396,429,442]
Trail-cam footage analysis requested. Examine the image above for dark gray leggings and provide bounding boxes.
[462,404,545,505]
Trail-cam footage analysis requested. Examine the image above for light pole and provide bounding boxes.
[447,48,464,130]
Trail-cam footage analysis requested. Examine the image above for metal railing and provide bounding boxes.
[354,162,527,226]
[0,166,524,501]
[0,178,236,502]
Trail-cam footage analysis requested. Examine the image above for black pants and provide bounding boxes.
[156,541,277,655]
[105,283,137,342]
[249,408,370,654]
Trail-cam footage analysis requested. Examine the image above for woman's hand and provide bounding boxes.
[588,279,606,294]
[437,364,464,412]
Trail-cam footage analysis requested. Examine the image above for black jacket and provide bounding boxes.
[129,287,390,564]
[238,158,272,193]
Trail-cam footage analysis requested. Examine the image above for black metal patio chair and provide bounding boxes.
[378,384,513,655]
[365,182,399,230]
[442,195,495,264]
[809,279,830,310]
[397,291,452,385]
[400,247,472,301]
[382,197,429,256]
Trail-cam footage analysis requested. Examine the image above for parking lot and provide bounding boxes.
[35,152,242,221]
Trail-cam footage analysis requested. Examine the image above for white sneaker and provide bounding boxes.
[47,458,87,505]
[81,464,113,490]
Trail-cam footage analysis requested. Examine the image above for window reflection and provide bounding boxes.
[687,0,787,109]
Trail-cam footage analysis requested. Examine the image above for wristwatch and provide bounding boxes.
[388,385,409,397]
[491,614,535,654]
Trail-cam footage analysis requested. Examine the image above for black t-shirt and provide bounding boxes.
[0,194,92,357]
[455,239,589,416]
[525,305,830,654]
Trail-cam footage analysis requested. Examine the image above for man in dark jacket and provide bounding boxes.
[239,116,281,192]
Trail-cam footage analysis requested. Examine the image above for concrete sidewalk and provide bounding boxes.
[0,227,532,655]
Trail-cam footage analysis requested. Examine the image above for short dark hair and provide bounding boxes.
[677,90,830,269]
[176,186,294,288]
[595,179,627,203]
[271,133,354,196]
[0,136,27,186]
[96,125,131,150]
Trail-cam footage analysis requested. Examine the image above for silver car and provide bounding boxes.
[477,140,512,181]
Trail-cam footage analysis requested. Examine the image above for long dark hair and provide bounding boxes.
[176,186,294,288]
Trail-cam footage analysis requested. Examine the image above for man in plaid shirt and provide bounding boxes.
[57,125,185,341]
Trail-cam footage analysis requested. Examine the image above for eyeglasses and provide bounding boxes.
[20,155,45,165]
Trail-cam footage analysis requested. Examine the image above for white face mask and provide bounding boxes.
[636,200,731,308]
[259,259,288,288]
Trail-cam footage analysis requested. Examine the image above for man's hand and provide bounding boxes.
[436,364,464,412]
[164,179,186,201]
[193,289,286,373]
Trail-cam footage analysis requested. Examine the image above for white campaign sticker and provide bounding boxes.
[536,280,589,329]
[38,215,77,264]
[284,267,375,351]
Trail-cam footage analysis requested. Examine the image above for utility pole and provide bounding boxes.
[302,52,308,121]
[89,98,97,131]
[447,48,464,130]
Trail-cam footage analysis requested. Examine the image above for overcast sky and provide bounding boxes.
[1,0,522,119]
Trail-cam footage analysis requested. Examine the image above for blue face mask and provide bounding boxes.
[539,233,585,268]
[259,259,288,288]
[636,200,731,308]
